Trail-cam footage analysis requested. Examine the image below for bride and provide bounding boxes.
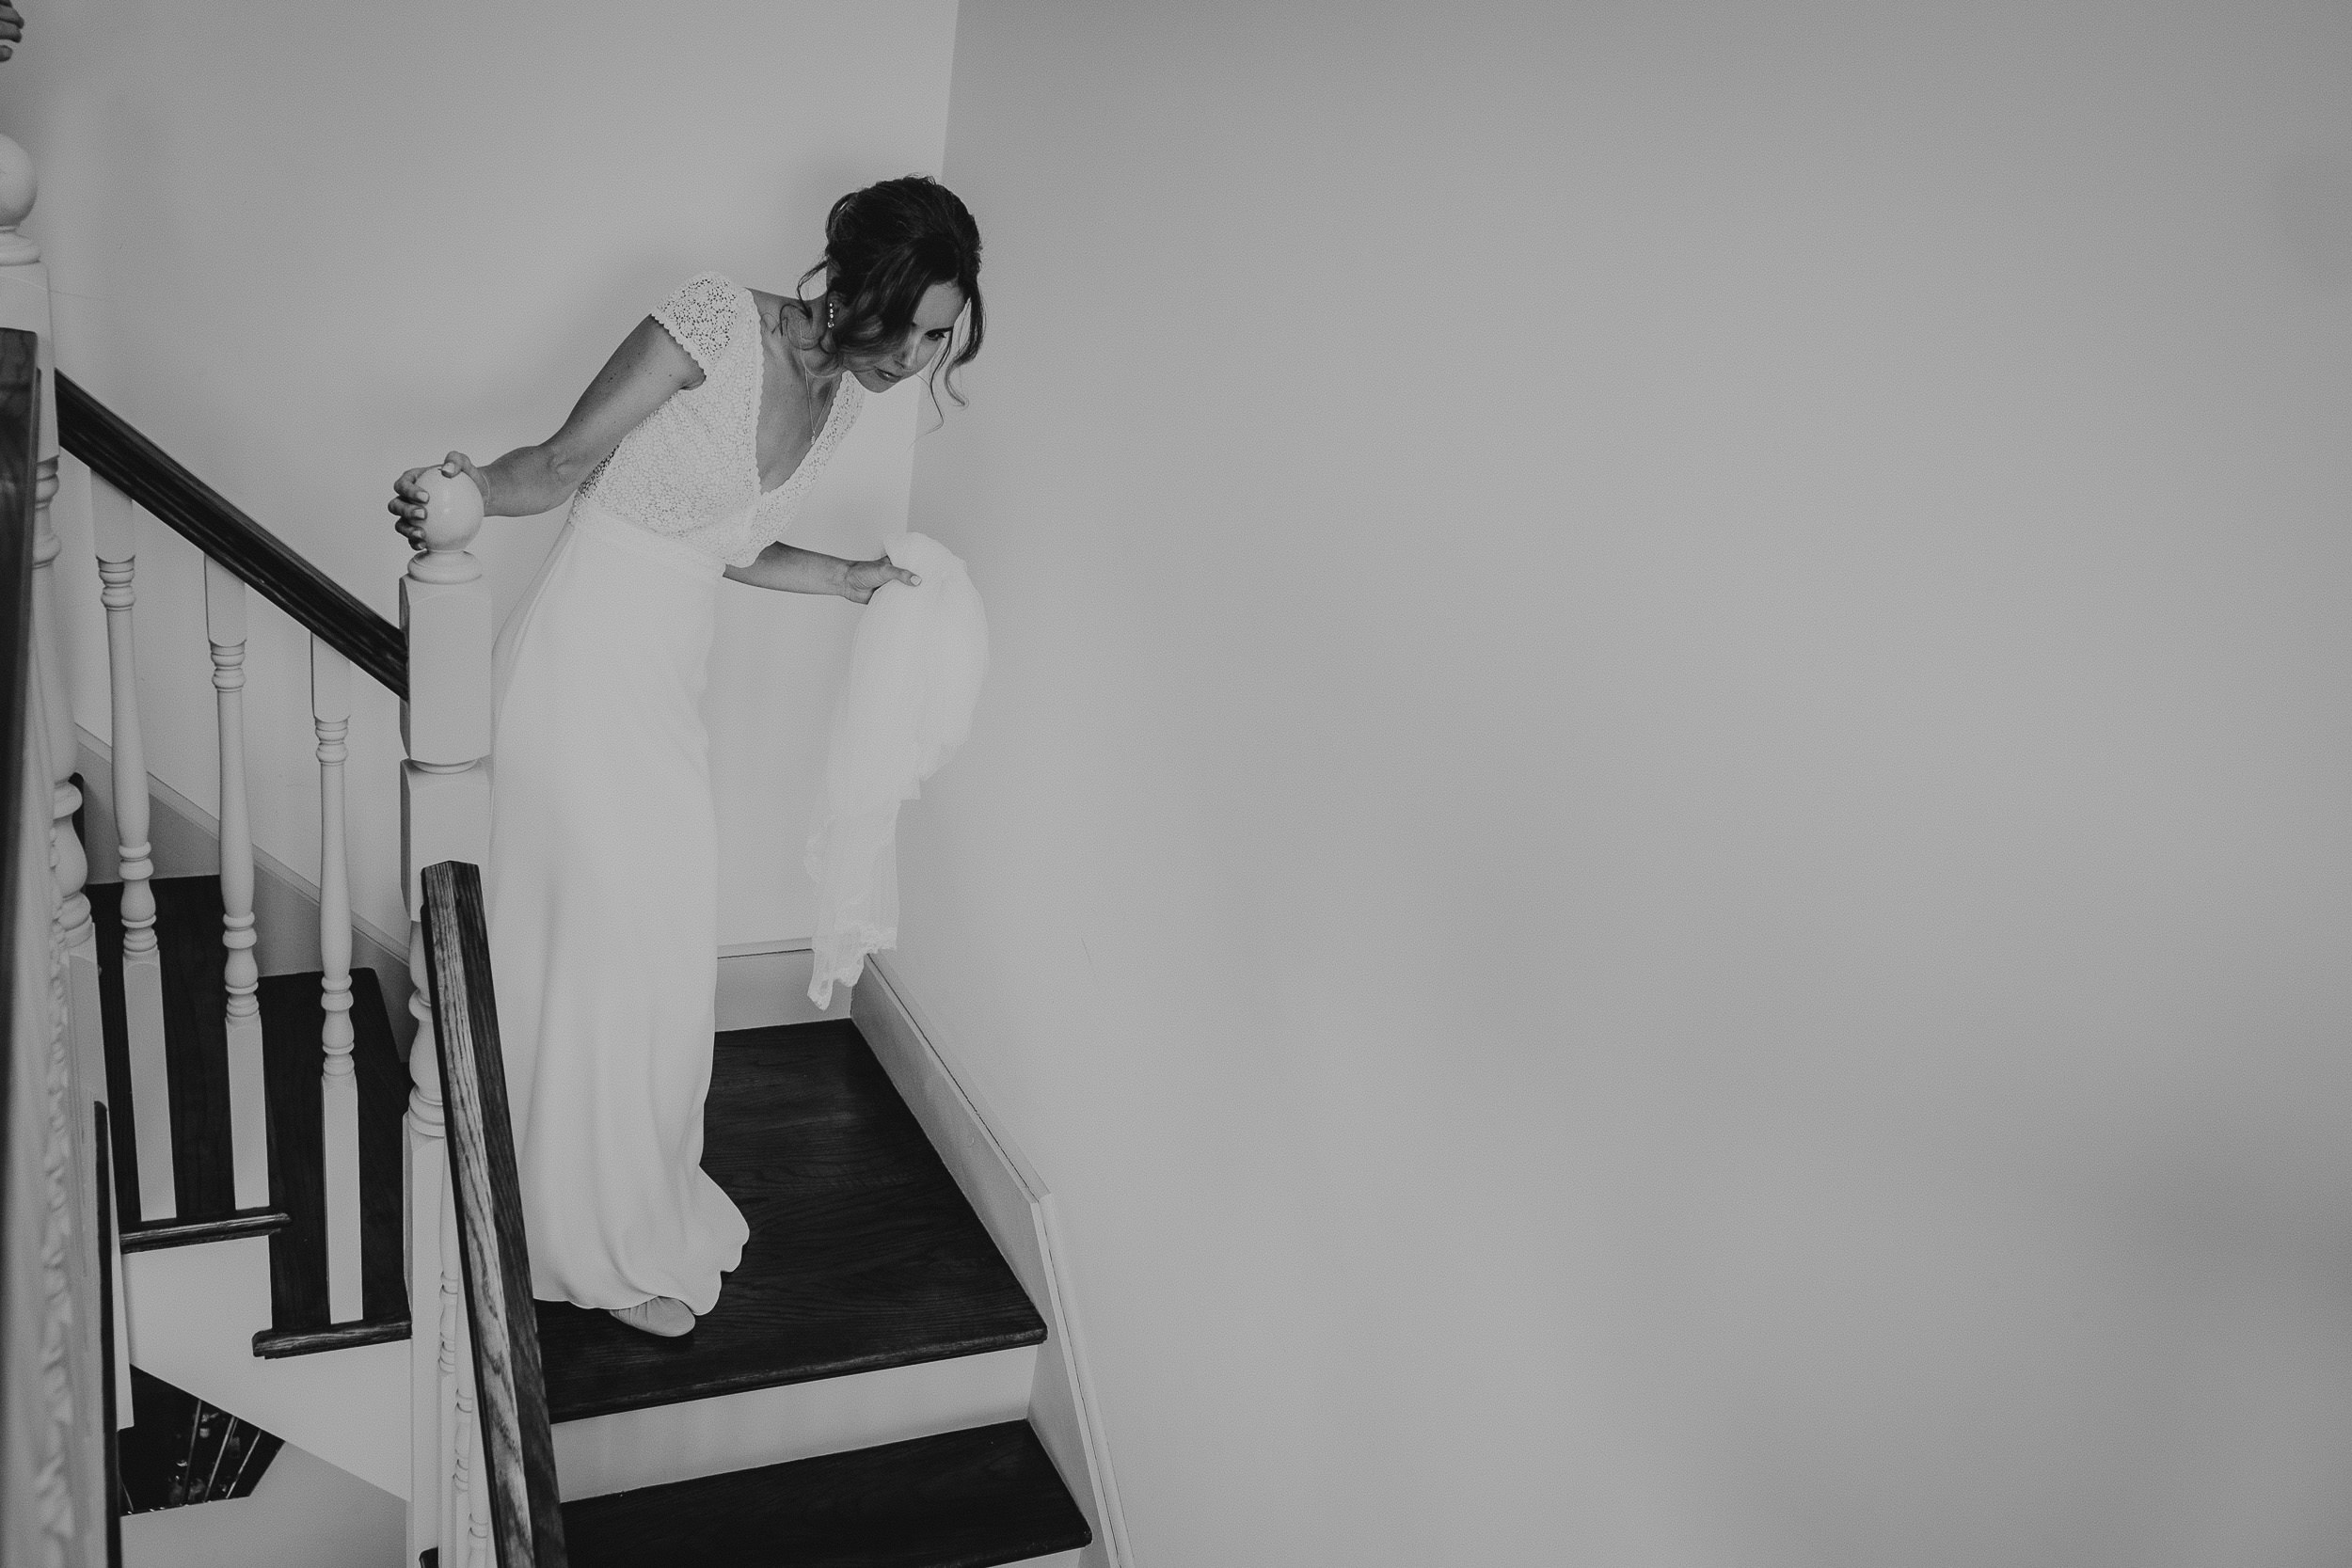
[389,175,983,1338]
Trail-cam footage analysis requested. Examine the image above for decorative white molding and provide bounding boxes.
[39,769,81,1560]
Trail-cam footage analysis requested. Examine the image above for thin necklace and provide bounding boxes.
[771,301,833,442]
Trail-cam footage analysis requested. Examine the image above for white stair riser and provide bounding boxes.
[122,1236,407,1497]
[553,1343,1036,1501]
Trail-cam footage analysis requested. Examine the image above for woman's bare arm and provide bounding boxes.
[724,544,918,603]
[391,315,703,534]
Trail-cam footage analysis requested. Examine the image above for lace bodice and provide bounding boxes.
[573,272,866,567]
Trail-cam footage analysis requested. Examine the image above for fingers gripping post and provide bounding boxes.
[408,467,486,587]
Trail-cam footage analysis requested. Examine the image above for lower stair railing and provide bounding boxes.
[419,857,566,1568]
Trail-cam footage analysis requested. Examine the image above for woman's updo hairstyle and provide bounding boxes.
[801,174,984,405]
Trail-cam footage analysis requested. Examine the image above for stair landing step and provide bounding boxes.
[534,1022,1047,1424]
[560,1420,1091,1568]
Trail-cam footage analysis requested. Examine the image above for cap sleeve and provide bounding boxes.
[650,271,742,375]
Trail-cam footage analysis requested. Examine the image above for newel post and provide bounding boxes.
[401,468,492,1564]
[2,121,112,1560]
[0,135,100,1104]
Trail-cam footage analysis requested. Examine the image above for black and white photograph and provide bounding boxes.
[0,2,2348,1564]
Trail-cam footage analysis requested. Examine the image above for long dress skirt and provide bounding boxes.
[485,499,749,1313]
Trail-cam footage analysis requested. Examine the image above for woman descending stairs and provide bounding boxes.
[28,279,1118,1561]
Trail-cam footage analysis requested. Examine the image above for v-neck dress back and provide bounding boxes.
[485,272,865,1314]
[576,271,865,565]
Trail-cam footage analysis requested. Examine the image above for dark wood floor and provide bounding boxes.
[560,1421,1090,1568]
[533,1021,1047,1423]
[91,876,288,1247]
[254,966,409,1354]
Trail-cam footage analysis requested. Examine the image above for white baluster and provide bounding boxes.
[402,467,490,1563]
[314,638,359,1320]
[92,479,175,1221]
[204,559,268,1211]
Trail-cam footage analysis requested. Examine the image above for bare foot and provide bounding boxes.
[607,1296,694,1338]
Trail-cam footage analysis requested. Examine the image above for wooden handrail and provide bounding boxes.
[0,326,40,1093]
[56,372,407,700]
[419,859,566,1568]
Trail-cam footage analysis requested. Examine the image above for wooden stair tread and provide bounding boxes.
[255,967,409,1354]
[92,876,283,1243]
[534,1021,1046,1423]
[119,1206,288,1252]
[560,1420,1091,1568]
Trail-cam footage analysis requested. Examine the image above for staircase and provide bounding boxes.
[0,163,1118,1555]
[93,856,1093,1563]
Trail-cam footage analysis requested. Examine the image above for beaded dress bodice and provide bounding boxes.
[574,272,866,568]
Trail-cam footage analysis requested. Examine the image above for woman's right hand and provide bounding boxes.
[389,452,485,549]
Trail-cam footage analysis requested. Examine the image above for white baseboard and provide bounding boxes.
[851,958,1132,1568]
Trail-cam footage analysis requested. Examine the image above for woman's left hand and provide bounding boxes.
[842,558,921,604]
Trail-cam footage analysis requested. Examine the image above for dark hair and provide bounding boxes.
[799,174,984,407]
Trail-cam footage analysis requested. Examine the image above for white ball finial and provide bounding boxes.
[406,467,486,585]
[0,135,38,265]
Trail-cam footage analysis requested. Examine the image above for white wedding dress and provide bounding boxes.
[486,273,864,1313]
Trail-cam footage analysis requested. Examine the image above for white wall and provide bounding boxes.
[901,4,2352,1564]
[122,1438,402,1568]
[1,0,959,947]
